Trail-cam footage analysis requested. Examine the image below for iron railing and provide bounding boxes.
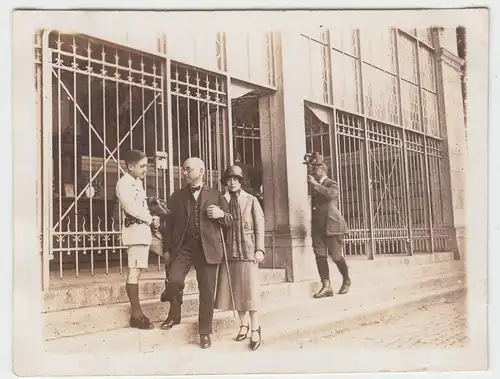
[37,30,277,287]
[303,27,451,257]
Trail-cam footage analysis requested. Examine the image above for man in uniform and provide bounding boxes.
[159,157,233,349]
[306,153,351,298]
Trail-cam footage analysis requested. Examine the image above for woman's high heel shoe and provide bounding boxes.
[249,326,262,351]
[235,325,249,341]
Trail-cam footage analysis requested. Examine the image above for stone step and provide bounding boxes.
[44,268,287,312]
[331,257,462,284]
[44,262,464,342]
[344,251,456,270]
[44,253,459,313]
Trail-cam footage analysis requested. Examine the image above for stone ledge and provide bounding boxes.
[44,260,464,342]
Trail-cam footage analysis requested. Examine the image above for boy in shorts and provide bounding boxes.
[116,150,160,329]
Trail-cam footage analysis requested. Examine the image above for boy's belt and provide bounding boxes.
[124,214,144,227]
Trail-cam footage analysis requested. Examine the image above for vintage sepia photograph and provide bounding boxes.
[11,8,489,376]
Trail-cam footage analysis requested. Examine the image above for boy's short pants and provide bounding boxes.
[127,244,150,269]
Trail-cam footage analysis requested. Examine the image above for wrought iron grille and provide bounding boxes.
[405,130,430,253]
[232,98,261,168]
[41,33,232,281]
[367,120,409,254]
[303,27,451,256]
[305,106,449,257]
[427,137,448,250]
[170,62,229,192]
[44,32,167,279]
[336,111,370,256]
[231,96,262,194]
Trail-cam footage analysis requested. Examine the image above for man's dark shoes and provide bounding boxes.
[130,315,154,330]
[338,279,351,295]
[160,317,181,330]
[200,334,211,349]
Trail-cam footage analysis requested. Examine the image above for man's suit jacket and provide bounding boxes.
[223,189,265,258]
[115,172,153,246]
[311,177,348,237]
[162,185,233,264]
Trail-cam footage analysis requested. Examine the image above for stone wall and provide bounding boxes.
[435,29,467,261]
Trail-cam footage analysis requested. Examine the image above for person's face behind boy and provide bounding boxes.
[128,157,148,180]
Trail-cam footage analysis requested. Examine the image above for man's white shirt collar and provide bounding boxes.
[191,184,203,200]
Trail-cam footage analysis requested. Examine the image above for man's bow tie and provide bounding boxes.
[190,186,201,193]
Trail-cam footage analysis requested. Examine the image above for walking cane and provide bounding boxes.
[219,227,237,319]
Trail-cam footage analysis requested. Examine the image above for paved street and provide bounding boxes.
[275,290,468,349]
[42,290,471,375]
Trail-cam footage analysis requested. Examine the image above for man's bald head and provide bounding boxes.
[183,157,205,171]
[182,157,205,186]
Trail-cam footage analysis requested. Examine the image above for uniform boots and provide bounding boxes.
[335,258,351,295]
[314,256,334,298]
[313,278,334,298]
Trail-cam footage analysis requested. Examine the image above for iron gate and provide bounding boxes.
[305,104,448,257]
[39,31,230,283]
[366,119,409,255]
[303,28,450,257]
[169,62,229,191]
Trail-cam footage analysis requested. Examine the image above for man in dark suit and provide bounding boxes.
[159,157,233,349]
[306,153,351,298]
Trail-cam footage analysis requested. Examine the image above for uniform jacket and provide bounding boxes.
[162,185,234,264]
[223,189,265,261]
[115,172,153,246]
[311,176,348,236]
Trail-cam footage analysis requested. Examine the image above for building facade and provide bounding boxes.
[34,23,467,290]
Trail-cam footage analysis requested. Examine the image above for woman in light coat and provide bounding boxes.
[215,165,265,351]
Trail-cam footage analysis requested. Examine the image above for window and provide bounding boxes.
[301,34,329,104]
[419,46,439,136]
[226,31,272,85]
[331,50,361,113]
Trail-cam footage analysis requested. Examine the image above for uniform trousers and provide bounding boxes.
[312,233,345,281]
[166,237,218,335]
